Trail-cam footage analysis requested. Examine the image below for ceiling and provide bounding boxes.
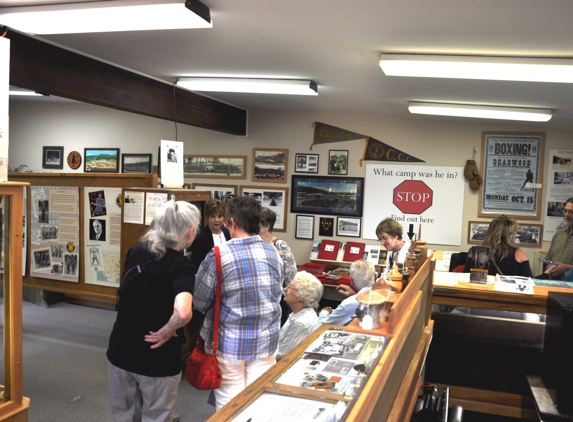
[4,0,573,130]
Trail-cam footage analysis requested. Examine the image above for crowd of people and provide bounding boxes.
[107,195,573,421]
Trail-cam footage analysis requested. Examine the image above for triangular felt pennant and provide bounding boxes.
[311,122,366,149]
[360,137,425,165]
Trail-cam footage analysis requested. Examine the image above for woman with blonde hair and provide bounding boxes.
[463,215,533,277]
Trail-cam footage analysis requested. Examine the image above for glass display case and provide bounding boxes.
[0,182,30,421]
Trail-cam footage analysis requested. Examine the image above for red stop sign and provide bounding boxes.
[393,180,433,214]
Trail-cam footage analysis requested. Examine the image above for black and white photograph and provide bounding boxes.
[554,171,573,185]
[51,244,63,259]
[239,185,289,232]
[41,225,58,240]
[42,146,64,170]
[192,183,237,200]
[89,218,106,242]
[328,150,348,175]
[295,153,319,173]
[467,221,490,244]
[184,155,246,179]
[515,223,542,247]
[37,200,49,223]
[64,253,78,276]
[336,217,361,237]
[252,148,288,183]
[89,247,102,266]
[122,153,152,173]
[33,248,51,271]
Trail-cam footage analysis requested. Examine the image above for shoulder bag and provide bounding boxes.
[185,246,223,390]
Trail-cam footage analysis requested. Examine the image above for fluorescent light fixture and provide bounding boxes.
[8,88,43,97]
[408,102,552,122]
[177,78,318,95]
[380,54,573,83]
[0,0,211,35]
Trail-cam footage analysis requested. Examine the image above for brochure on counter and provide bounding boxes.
[494,275,534,294]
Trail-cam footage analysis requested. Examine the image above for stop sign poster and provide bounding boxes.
[363,164,465,246]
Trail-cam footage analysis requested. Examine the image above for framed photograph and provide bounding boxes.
[295,215,314,240]
[183,155,247,179]
[192,183,237,200]
[516,223,543,247]
[319,217,334,237]
[467,221,490,244]
[121,153,152,173]
[42,146,64,169]
[291,175,364,217]
[479,132,544,219]
[252,148,288,183]
[328,150,348,175]
[337,217,361,237]
[240,185,289,232]
[84,148,120,173]
[295,153,319,173]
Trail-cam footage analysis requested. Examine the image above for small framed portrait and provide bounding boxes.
[516,223,543,248]
[328,150,348,175]
[295,153,319,173]
[84,148,120,173]
[252,148,288,183]
[468,221,490,244]
[89,218,106,242]
[42,146,64,170]
[122,153,152,173]
[336,217,361,237]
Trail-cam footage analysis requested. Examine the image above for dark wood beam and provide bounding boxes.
[5,29,247,136]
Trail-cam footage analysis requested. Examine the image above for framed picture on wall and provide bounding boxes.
[42,146,64,170]
[516,223,543,247]
[336,217,361,237]
[121,153,152,173]
[84,148,120,173]
[467,221,490,244]
[183,155,247,179]
[192,183,237,200]
[295,153,319,173]
[328,150,348,175]
[240,185,289,232]
[479,132,544,219]
[291,175,364,217]
[252,148,288,183]
[295,215,314,240]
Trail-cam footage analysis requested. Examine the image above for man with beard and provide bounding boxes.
[544,197,573,279]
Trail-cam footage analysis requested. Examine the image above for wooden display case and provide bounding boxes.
[207,258,435,422]
[0,182,30,421]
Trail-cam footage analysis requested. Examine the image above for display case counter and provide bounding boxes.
[206,258,435,422]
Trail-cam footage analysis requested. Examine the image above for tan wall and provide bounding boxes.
[8,99,573,267]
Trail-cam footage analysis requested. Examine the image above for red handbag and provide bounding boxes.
[185,246,223,390]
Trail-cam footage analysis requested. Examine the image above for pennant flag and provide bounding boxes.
[311,122,366,149]
[360,137,424,165]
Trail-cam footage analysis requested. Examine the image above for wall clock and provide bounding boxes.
[67,151,82,170]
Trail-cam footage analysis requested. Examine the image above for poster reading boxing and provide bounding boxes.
[479,133,544,219]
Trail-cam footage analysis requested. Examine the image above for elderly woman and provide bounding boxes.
[463,215,532,277]
[277,271,324,359]
[107,200,201,422]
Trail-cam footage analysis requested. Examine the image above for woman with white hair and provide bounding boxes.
[107,200,201,422]
[277,271,324,359]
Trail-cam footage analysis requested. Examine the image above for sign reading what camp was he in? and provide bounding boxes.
[363,164,465,246]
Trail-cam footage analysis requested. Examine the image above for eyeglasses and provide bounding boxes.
[564,209,573,216]
[377,235,389,242]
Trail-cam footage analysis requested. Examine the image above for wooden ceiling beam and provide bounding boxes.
[5,29,247,136]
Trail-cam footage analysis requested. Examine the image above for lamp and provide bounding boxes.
[0,0,211,35]
[177,78,318,95]
[8,87,43,97]
[380,54,573,83]
[408,102,552,122]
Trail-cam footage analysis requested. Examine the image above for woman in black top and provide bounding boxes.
[107,200,201,422]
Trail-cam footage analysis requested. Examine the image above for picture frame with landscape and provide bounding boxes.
[252,148,288,183]
[183,155,247,179]
[121,153,152,173]
[84,148,119,173]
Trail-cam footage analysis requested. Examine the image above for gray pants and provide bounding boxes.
[108,362,180,422]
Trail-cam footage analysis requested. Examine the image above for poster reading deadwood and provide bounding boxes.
[480,133,544,219]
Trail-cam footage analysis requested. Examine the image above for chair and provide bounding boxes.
[449,252,468,272]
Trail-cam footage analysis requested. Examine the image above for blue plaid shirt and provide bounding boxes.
[194,235,284,360]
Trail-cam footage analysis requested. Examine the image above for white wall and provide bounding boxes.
[8,99,573,268]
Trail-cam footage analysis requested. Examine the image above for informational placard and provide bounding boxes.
[543,149,573,240]
[123,190,145,224]
[145,192,168,225]
[160,139,184,188]
[84,187,122,287]
[30,186,80,282]
[479,133,544,219]
[363,164,465,246]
